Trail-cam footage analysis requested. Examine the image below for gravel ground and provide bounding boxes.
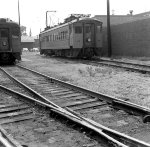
[19,52,150,109]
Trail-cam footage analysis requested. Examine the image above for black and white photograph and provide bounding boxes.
[0,0,150,146]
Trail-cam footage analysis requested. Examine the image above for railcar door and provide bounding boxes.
[83,23,95,47]
[0,29,9,51]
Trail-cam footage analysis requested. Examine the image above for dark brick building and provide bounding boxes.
[21,36,34,51]
[94,15,143,27]
[94,11,150,57]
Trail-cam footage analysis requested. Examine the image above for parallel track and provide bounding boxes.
[92,58,150,74]
[50,57,150,74]
[0,65,150,146]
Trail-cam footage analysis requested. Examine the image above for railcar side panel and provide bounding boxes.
[69,24,73,47]
[72,22,83,48]
[40,25,70,50]
[11,26,21,52]
[0,28,10,51]
[40,17,103,58]
[95,22,102,48]
[0,19,21,63]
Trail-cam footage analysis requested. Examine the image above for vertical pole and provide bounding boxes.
[107,0,112,57]
[46,11,48,28]
[18,0,20,26]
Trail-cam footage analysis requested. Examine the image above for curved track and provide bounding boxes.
[0,65,150,146]
[0,80,107,147]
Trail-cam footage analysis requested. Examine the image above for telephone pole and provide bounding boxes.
[18,0,20,26]
[29,28,32,36]
[107,0,112,57]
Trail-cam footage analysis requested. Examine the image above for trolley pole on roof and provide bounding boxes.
[107,0,112,57]
[46,11,56,28]
[18,0,20,26]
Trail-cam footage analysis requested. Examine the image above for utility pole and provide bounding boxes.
[18,0,20,26]
[107,0,112,57]
[29,28,32,36]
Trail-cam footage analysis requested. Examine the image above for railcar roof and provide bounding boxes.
[0,18,19,26]
[40,17,102,35]
[0,22,19,25]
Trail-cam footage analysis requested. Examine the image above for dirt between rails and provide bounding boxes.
[0,91,105,147]
[17,52,150,143]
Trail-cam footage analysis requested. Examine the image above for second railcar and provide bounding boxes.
[39,17,102,58]
[0,18,21,64]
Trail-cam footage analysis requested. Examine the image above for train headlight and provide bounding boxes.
[87,38,91,42]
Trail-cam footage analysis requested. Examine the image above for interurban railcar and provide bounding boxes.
[39,17,102,58]
[0,18,21,64]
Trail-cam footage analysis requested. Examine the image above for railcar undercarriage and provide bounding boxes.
[40,47,101,59]
[0,52,21,64]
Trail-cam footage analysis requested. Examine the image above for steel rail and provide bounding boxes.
[0,67,60,108]
[92,60,150,74]
[16,65,150,122]
[66,107,150,147]
[0,67,83,122]
[0,126,22,147]
[0,85,150,147]
[61,58,150,73]
[99,58,150,68]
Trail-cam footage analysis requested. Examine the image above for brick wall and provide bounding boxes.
[21,42,34,51]
[94,15,140,27]
[111,17,150,57]
[33,39,39,48]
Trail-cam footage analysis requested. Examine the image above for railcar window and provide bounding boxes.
[1,29,8,37]
[64,31,68,39]
[58,32,61,40]
[62,31,65,39]
[12,27,20,36]
[75,26,82,34]
[97,25,102,32]
[43,37,46,42]
[60,32,62,40]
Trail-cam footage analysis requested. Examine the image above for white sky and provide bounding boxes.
[0,0,150,36]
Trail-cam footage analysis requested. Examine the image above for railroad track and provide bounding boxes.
[0,65,150,146]
[92,58,150,74]
[0,78,106,147]
[52,57,150,74]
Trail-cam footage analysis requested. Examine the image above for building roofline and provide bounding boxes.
[134,11,150,16]
[94,15,139,17]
